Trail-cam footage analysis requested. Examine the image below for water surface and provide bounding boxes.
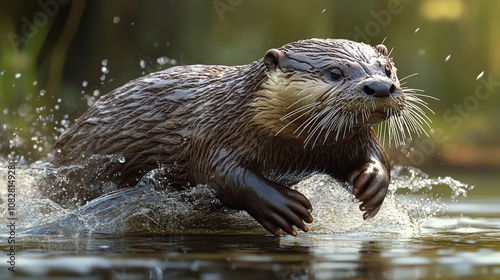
[1,163,499,279]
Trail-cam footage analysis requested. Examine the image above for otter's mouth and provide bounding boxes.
[355,110,389,126]
[370,110,388,120]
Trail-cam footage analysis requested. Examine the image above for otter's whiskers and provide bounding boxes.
[278,77,436,149]
[376,86,437,147]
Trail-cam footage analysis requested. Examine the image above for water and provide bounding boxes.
[1,160,499,279]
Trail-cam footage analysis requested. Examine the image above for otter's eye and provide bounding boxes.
[385,65,392,77]
[330,68,343,81]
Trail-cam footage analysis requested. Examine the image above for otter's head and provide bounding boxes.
[252,38,432,148]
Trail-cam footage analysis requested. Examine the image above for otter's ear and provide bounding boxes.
[375,44,388,56]
[264,49,283,71]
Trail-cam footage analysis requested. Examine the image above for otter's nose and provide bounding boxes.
[363,80,395,98]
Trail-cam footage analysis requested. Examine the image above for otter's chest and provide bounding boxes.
[256,141,338,186]
[266,170,318,187]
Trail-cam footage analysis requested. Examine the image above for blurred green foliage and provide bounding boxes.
[0,0,499,169]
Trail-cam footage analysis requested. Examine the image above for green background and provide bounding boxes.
[1,0,498,193]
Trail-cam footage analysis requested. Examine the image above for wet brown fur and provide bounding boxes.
[51,39,402,236]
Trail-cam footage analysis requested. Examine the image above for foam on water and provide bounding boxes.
[0,159,472,237]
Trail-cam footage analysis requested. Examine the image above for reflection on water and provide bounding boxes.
[1,161,499,279]
[1,222,499,279]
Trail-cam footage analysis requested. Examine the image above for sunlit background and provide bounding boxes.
[1,0,499,194]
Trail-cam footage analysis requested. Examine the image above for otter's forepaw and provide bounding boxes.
[347,161,389,220]
[247,186,313,236]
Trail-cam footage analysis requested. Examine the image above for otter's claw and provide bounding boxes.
[246,185,313,236]
[347,161,389,219]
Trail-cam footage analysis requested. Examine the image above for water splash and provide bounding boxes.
[390,165,473,199]
[291,165,473,236]
[0,160,472,237]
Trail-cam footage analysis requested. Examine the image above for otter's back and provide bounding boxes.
[53,65,240,185]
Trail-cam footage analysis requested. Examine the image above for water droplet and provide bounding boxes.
[139,60,146,69]
[82,81,88,87]
[131,22,135,26]
[33,81,38,86]
[57,98,62,103]
[14,73,21,79]
[61,119,70,128]
[118,156,126,163]
[39,89,46,96]
[445,54,451,62]
[170,59,177,65]
[0,70,5,76]
[113,16,120,24]
[100,74,106,81]
[157,56,169,65]
[93,90,100,97]
[415,27,420,33]
[321,8,326,13]
[476,71,484,80]
[101,59,108,66]
[85,95,96,106]
[101,66,109,74]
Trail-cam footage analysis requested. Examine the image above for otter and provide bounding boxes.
[50,38,429,236]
